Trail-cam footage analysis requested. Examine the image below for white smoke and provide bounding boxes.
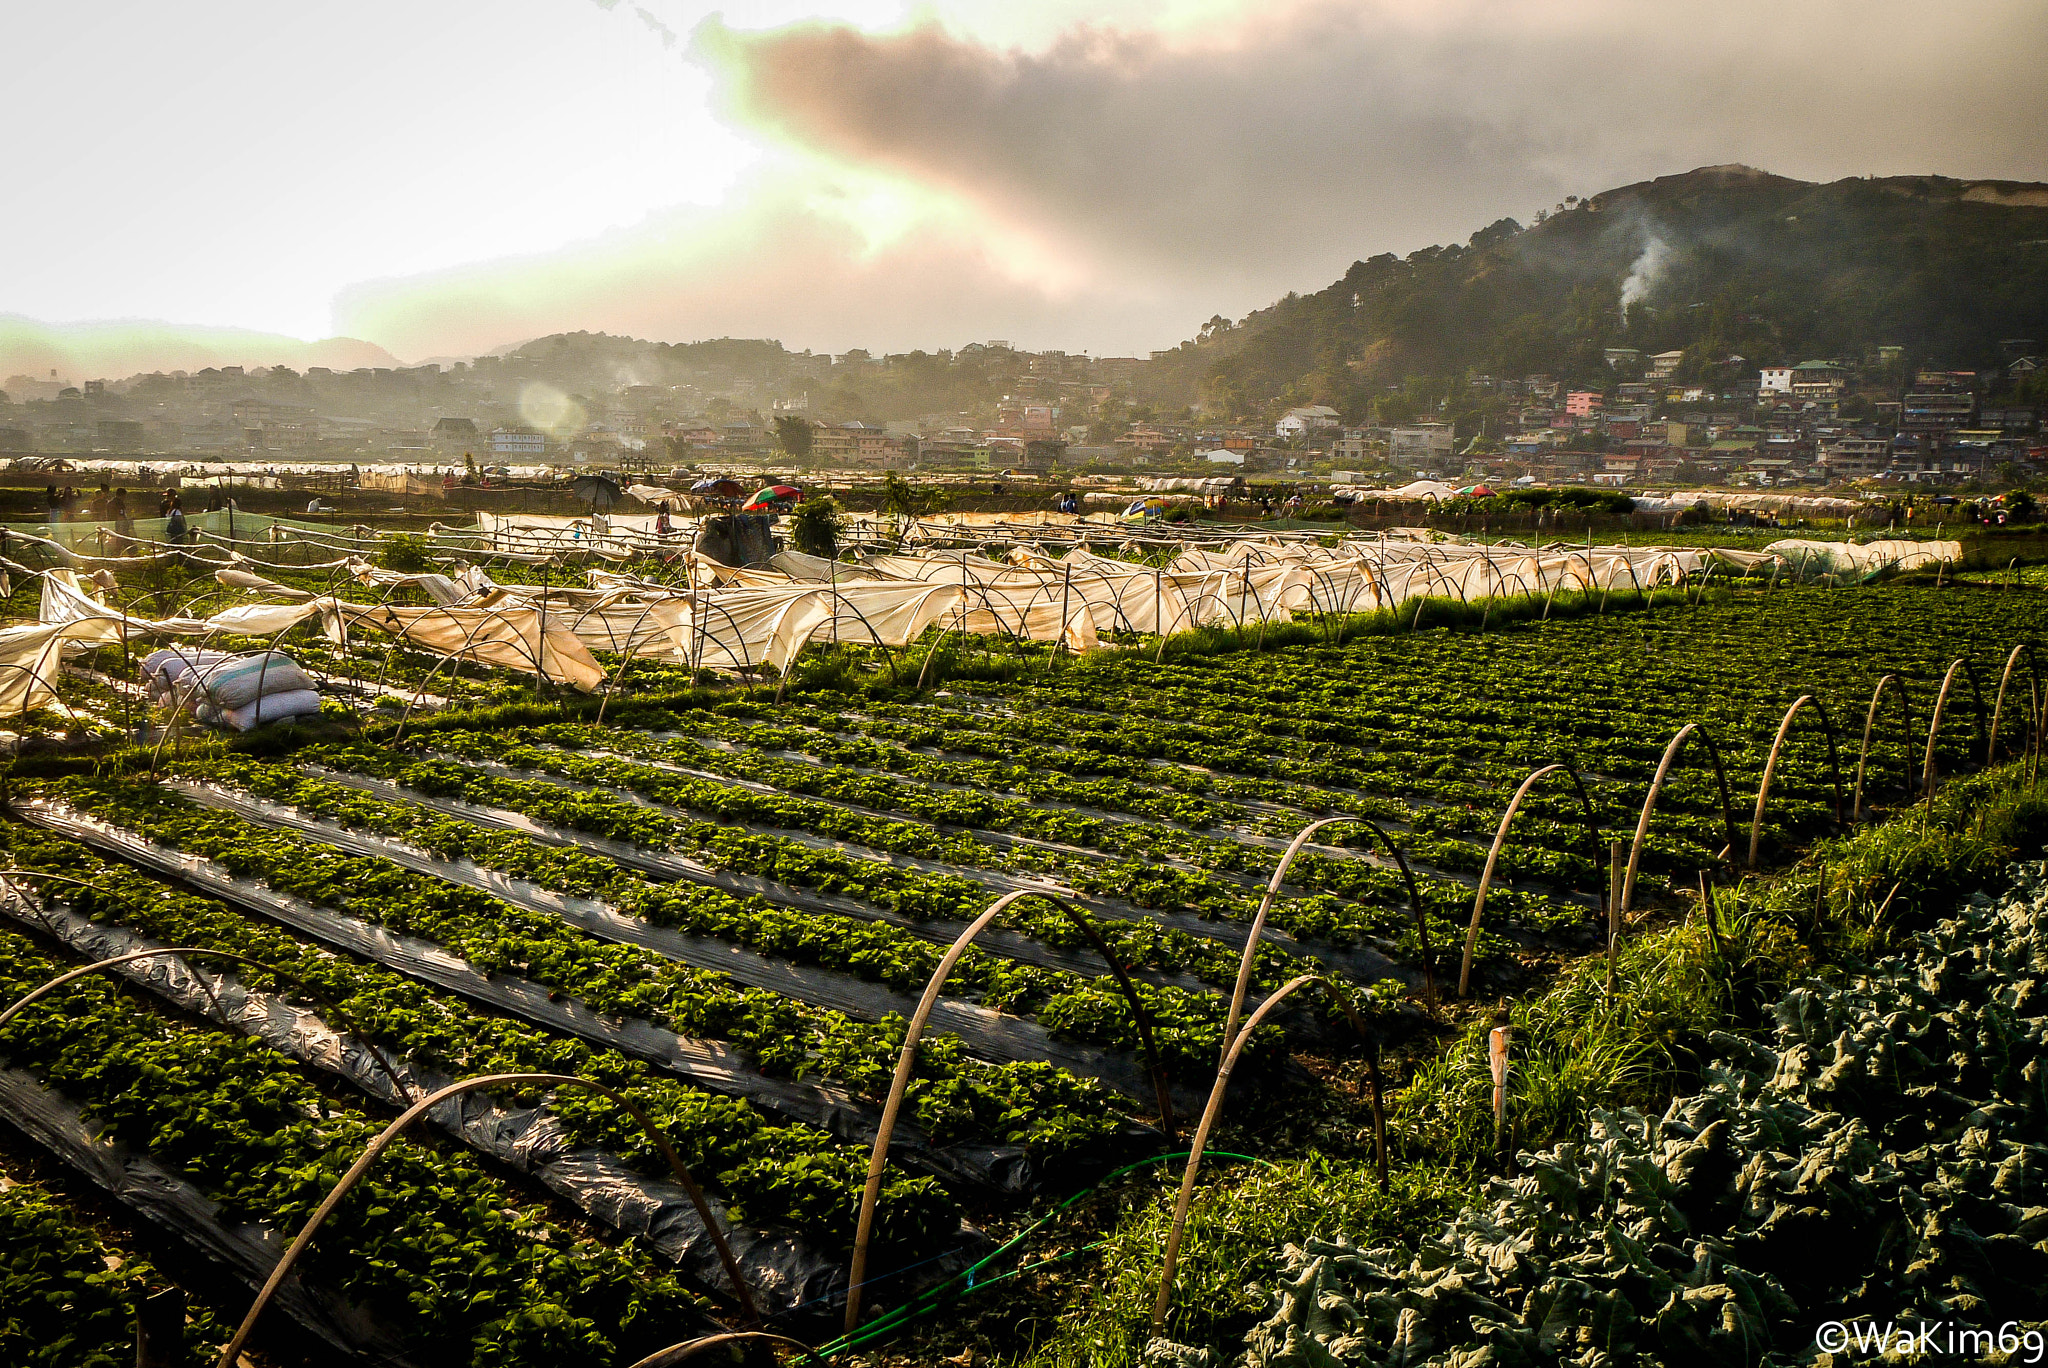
[1619,234,1671,321]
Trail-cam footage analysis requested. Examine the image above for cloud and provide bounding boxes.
[344,0,2048,359]
[334,169,1186,359]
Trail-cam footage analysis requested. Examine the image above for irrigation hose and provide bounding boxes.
[811,1149,1277,1357]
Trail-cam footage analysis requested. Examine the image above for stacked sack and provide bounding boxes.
[141,648,324,731]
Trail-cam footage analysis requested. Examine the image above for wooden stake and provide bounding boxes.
[1605,839,1623,995]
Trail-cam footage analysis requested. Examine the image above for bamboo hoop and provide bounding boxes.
[1150,972,1375,1333]
[1618,723,1739,920]
[843,888,1176,1334]
[1851,673,1913,820]
[1459,762,1602,998]
[625,1331,822,1368]
[1150,972,1311,1331]
[1921,658,1968,801]
[1746,694,1845,868]
[213,1072,756,1368]
[1987,643,2040,764]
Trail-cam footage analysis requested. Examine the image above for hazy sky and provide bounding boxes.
[4,0,2045,366]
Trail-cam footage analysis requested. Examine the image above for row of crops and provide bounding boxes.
[1,579,2046,1364]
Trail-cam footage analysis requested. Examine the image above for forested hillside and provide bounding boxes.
[1143,165,2048,419]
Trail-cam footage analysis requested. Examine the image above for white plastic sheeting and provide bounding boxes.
[29,568,608,692]
[1758,538,1961,580]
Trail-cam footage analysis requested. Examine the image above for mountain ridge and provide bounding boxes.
[1143,165,2048,417]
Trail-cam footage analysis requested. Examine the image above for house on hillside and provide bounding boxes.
[1387,423,1455,467]
[432,417,479,454]
[1647,350,1685,380]
[1274,405,1340,438]
[490,425,546,458]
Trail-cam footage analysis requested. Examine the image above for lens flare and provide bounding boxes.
[519,381,586,437]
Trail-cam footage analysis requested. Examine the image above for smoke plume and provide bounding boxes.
[1620,233,1672,320]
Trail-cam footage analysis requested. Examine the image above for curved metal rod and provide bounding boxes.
[390,602,553,739]
[843,887,1176,1334]
[1618,722,1740,919]
[772,584,916,704]
[1459,762,1602,998]
[1987,642,2040,764]
[1316,816,1435,1009]
[593,597,676,726]
[1851,673,1913,820]
[1746,693,1845,868]
[913,625,957,691]
[624,1331,823,1368]
[214,1071,757,1368]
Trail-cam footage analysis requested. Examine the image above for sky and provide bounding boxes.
[3,0,2045,371]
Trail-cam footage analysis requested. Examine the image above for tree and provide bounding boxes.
[787,493,843,557]
[882,470,947,518]
[773,415,814,461]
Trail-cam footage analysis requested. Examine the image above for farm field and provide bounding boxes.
[3,555,2047,1365]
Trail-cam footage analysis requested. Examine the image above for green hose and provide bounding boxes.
[814,1149,1279,1357]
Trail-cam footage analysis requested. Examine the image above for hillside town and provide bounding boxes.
[1,334,2042,490]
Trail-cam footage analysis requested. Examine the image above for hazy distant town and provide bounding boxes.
[2,330,2042,492]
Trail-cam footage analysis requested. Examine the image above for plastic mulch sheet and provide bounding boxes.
[11,798,1043,1199]
[162,776,1177,1104]
[0,881,850,1317]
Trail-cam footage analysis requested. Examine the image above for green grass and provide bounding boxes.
[941,763,2048,1368]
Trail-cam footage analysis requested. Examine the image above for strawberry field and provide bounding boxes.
[4,571,2048,1366]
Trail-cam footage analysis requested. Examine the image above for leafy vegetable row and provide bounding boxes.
[28,778,1131,1156]
[0,923,712,1367]
[302,743,1550,963]
[171,755,1277,1073]
[0,822,957,1241]
[0,1171,228,1368]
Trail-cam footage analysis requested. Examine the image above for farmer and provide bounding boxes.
[164,493,188,546]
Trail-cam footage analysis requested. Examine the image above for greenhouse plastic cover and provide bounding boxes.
[30,569,608,690]
[1759,537,1961,579]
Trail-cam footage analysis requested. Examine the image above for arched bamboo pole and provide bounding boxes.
[1987,643,2040,764]
[1746,694,1845,868]
[1150,972,1373,1333]
[1851,673,1913,820]
[625,1331,823,1368]
[1220,816,1356,1055]
[0,935,418,1109]
[1617,722,1740,920]
[843,888,1177,1334]
[1459,762,1602,998]
[213,1072,755,1368]
[1919,657,1983,801]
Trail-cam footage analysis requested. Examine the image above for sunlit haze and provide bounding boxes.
[4,0,2044,369]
